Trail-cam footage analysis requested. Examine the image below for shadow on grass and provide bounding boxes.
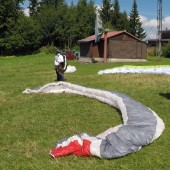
[159,93,170,100]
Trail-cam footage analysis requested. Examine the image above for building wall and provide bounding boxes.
[107,34,147,59]
[108,40,135,59]
[142,43,147,59]
[92,44,99,58]
[108,40,146,59]
[147,30,170,47]
[162,31,170,39]
[79,33,147,60]
[79,43,92,57]
[91,40,105,58]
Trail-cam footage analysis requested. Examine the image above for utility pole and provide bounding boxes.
[157,0,163,60]
[103,29,109,63]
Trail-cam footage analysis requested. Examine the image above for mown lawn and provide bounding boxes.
[0,54,170,170]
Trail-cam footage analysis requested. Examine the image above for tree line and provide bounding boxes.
[0,0,146,56]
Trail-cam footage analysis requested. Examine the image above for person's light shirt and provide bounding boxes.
[54,54,64,66]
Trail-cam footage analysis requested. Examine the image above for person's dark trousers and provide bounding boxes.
[58,72,65,81]
[56,69,65,81]
[55,69,60,81]
[55,65,65,81]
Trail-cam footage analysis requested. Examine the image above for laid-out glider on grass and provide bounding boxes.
[65,65,76,73]
[98,65,170,75]
[23,82,165,159]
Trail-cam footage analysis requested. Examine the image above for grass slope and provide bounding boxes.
[0,54,170,170]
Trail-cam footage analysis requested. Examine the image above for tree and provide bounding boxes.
[35,5,58,46]
[111,0,129,31]
[9,13,41,55]
[117,11,130,31]
[15,0,25,10]
[40,0,65,7]
[0,0,19,55]
[129,0,146,39]
[100,0,112,29]
[40,0,51,5]
[75,0,95,39]
[29,0,39,16]
[0,0,41,55]
[162,42,170,58]
[111,0,120,29]
[54,4,72,48]
[62,3,78,48]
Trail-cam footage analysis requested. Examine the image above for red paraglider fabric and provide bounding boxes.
[50,139,91,158]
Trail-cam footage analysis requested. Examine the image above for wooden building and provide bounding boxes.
[147,29,170,47]
[78,31,147,62]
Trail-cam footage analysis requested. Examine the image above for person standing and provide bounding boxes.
[54,51,67,81]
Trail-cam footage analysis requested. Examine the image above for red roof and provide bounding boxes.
[78,31,142,43]
[101,31,124,39]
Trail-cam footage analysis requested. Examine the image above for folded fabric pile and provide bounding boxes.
[98,65,170,75]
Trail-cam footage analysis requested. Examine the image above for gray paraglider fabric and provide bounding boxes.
[23,82,165,159]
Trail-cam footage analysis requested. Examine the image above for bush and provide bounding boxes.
[39,45,57,54]
[147,47,156,56]
[162,42,170,58]
[72,45,80,51]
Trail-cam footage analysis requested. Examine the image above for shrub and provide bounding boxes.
[162,42,170,58]
[147,47,156,56]
[39,45,57,54]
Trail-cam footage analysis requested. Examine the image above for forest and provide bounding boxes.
[0,0,146,56]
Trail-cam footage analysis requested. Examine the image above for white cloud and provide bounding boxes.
[140,15,170,40]
[163,16,170,29]
[95,5,101,10]
[140,16,157,39]
[22,8,30,17]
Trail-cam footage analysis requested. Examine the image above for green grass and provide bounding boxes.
[0,54,170,170]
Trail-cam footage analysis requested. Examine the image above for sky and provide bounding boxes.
[22,0,170,40]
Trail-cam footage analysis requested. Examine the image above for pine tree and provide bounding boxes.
[129,0,146,39]
[15,0,24,10]
[111,0,120,29]
[76,0,95,39]
[117,11,130,31]
[100,0,112,28]
[29,0,39,16]
[40,0,64,7]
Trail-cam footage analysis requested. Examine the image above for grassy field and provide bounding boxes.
[0,54,170,170]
